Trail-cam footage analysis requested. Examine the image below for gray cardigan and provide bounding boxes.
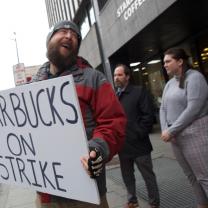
[160,69,208,136]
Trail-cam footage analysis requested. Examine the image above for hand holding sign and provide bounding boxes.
[81,147,104,178]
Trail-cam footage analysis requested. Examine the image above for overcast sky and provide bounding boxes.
[0,0,49,90]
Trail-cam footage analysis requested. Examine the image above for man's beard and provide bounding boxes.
[47,43,78,72]
[114,81,123,88]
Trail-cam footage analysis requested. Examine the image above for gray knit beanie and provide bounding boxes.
[46,20,82,47]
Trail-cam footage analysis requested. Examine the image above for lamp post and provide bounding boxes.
[13,32,20,64]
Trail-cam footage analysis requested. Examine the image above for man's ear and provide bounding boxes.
[178,58,183,67]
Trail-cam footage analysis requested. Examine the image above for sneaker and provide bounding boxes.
[124,202,139,208]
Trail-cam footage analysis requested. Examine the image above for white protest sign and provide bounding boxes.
[0,75,100,204]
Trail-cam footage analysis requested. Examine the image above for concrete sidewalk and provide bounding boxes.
[106,124,174,208]
[1,125,190,208]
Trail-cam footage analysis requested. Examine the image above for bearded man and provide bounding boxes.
[33,20,126,208]
[114,64,160,208]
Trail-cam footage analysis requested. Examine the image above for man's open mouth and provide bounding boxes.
[62,43,71,49]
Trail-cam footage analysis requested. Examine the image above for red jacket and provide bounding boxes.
[33,56,126,202]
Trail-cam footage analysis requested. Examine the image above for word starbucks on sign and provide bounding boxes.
[0,81,78,128]
[117,0,146,20]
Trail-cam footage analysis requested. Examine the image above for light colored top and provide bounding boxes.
[160,69,208,136]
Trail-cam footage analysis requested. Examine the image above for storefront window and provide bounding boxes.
[146,60,165,108]
[177,34,208,80]
[201,47,208,77]
[196,35,208,78]
[131,58,165,109]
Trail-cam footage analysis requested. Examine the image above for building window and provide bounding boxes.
[60,0,67,20]
[64,0,72,20]
[80,14,90,38]
[79,2,96,39]
[57,0,64,20]
[97,0,108,11]
[88,4,95,25]
[74,0,79,11]
[69,0,75,19]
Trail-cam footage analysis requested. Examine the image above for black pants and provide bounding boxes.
[119,154,160,206]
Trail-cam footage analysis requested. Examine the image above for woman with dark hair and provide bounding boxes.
[160,48,208,208]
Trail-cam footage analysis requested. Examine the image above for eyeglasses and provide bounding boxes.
[56,28,78,39]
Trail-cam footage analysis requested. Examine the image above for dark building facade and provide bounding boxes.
[45,0,208,107]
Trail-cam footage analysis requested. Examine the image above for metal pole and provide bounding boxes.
[91,0,113,84]
[13,32,20,64]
